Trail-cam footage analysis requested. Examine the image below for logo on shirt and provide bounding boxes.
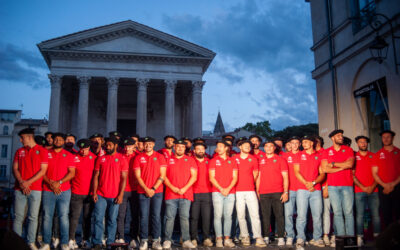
[48,153,53,159]
[36,150,39,155]
[301,154,307,161]
[287,156,293,163]
[369,155,373,159]
[329,150,334,156]
[315,156,318,160]
[260,159,266,164]
[342,149,346,153]
[89,156,93,160]
[395,151,398,155]
[206,161,208,164]
[63,154,66,157]
[380,152,385,159]
[216,160,221,166]
[259,154,263,158]
[248,158,252,162]
[273,159,277,163]
[169,159,175,164]
[101,157,106,163]
[235,158,240,164]
[115,158,119,162]
[153,157,157,161]
[228,160,231,164]
[184,158,188,162]
[19,150,26,157]
[356,155,361,161]
[140,157,147,164]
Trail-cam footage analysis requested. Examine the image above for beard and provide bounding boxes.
[106,148,116,155]
[165,144,173,150]
[65,142,74,148]
[53,144,63,149]
[359,146,368,152]
[195,152,205,159]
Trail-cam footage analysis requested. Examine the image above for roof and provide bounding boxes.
[16,119,48,126]
[213,112,226,135]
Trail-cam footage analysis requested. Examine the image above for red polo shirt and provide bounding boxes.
[44,149,77,192]
[373,147,400,183]
[354,151,377,193]
[233,154,258,192]
[124,152,137,192]
[258,154,288,194]
[13,144,48,191]
[133,151,167,194]
[322,145,354,186]
[95,152,128,198]
[209,155,238,194]
[193,157,212,194]
[158,148,173,160]
[71,152,96,195]
[297,151,322,191]
[283,151,302,191]
[165,155,197,201]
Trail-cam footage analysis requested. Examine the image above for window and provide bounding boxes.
[0,112,16,122]
[0,165,6,178]
[3,125,8,135]
[350,0,376,33]
[1,145,7,158]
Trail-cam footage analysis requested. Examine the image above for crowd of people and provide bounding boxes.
[11,127,400,250]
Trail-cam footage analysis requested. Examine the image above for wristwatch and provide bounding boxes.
[284,191,289,194]
[151,187,156,191]
[312,181,316,186]
[59,180,63,185]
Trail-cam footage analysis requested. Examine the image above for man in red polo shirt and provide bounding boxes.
[13,128,48,249]
[163,139,197,249]
[232,139,265,247]
[372,130,400,229]
[41,133,77,250]
[249,134,263,157]
[157,135,176,160]
[209,140,238,248]
[190,142,213,247]
[134,137,166,250]
[321,129,355,246]
[44,132,54,150]
[64,134,77,154]
[91,137,128,249]
[116,137,139,247]
[90,133,105,157]
[353,135,380,246]
[256,140,288,246]
[282,136,302,246]
[68,139,96,249]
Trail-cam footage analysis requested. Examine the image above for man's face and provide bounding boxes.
[79,147,90,157]
[285,143,292,152]
[315,139,321,148]
[106,142,117,154]
[381,133,393,146]
[165,138,175,149]
[132,137,139,147]
[144,142,154,153]
[53,136,65,149]
[91,137,102,148]
[291,140,300,152]
[239,142,251,154]
[20,134,33,147]
[274,140,283,148]
[194,145,205,159]
[225,140,233,148]
[45,134,53,146]
[332,133,344,145]
[65,136,75,148]
[174,144,186,156]
[264,143,276,154]
[138,142,144,152]
[216,143,228,155]
[357,138,368,151]
[250,138,260,149]
[184,140,192,149]
[302,140,313,151]
[125,145,135,154]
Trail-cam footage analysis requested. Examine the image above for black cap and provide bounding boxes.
[164,135,177,141]
[222,134,235,141]
[143,137,155,143]
[343,137,352,146]
[193,142,207,149]
[262,140,276,147]
[273,137,284,142]
[52,132,66,140]
[109,131,122,137]
[34,135,46,146]
[288,136,301,142]
[122,137,136,146]
[90,133,103,139]
[301,135,315,142]
[65,133,76,140]
[44,131,53,137]
[181,137,192,142]
[193,137,206,143]
[355,135,370,143]
[174,139,187,146]
[139,137,146,142]
[77,139,91,148]
[329,129,344,138]
[379,130,396,137]
[130,134,140,139]
[237,139,251,147]
[216,140,230,147]
[105,137,119,144]
[249,134,262,141]
[18,128,35,136]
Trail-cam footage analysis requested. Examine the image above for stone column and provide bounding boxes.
[192,81,205,138]
[164,79,177,135]
[106,77,119,133]
[136,78,149,136]
[48,74,62,132]
[77,76,90,139]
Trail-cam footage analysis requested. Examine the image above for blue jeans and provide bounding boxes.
[42,190,71,245]
[296,189,323,240]
[212,192,235,237]
[164,199,191,242]
[93,195,120,245]
[13,190,42,244]
[355,192,380,236]
[284,190,297,238]
[328,186,354,236]
[139,192,163,240]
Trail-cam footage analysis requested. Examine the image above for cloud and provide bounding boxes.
[0,42,49,88]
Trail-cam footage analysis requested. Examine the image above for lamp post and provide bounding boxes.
[369,35,389,64]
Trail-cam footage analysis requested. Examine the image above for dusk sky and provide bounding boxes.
[0,0,317,132]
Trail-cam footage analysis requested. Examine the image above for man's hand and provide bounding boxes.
[93,193,98,203]
[178,188,187,195]
[323,187,329,198]
[20,180,31,190]
[383,184,394,194]
[22,187,31,195]
[305,182,314,190]
[170,186,180,194]
[308,186,316,192]
[146,188,155,198]
[53,187,62,195]
[221,188,229,197]
[365,185,375,194]
[280,192,288,203]
[115,194,123,204]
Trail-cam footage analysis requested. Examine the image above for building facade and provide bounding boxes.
[38,20,215,145]
[307,0,400,151]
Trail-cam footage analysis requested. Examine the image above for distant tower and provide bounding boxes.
[213,111,225,136]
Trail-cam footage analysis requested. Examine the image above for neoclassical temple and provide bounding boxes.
[38,20,215,143]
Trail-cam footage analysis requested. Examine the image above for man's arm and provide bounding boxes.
[179,168,198,195]
[321,159,345,173]
[164,175,179,194]
[253,170,259,182]
[26,163,48,186]
[223,170,238,196]
[333,158,355,169]
[281,171,289,202]
[115,171,128,204]
[92,170,100,202]
[209,169,223,192]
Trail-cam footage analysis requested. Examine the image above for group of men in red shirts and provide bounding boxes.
[12,127,399,250]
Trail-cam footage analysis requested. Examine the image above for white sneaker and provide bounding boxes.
[357,236,364,247]
[224,238,235,248]
[255,238,266,247]
[81,240,90,249]
[203,238,213,247]
[69,239,79,249]
[309,239,325,247]
[182,240,196,249]
[191,239,198,247]
[28,243,38,250]
[330,235,336,248]
[277,237,285,246]
[263,237,270,245]
[216,238,223,248]
[38,244,50,250]
[241,236,251,246]
[162,240,172,249]
[323,235,330,245]
[152,240,163,250]
[129,239,138,248]
[139,240,148,250]
[116,238,125,243]
[61,244,70,250]
[286,237,294,246]
[52,237,60,249]
[102,239,106,247]
[296,238,305,247]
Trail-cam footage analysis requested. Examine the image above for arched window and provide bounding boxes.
[3,126,8,135]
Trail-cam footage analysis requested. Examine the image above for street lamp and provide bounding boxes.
[369,35,389,64]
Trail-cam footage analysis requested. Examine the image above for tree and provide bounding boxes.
[241,121,274,139]
[273,123,319,141]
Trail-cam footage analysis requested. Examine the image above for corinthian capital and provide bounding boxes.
[192,81,205,93]
[137,78,150,89]
[106,77,119,90]
[77,76,91,89]
[48,74,62,88]
[165,79,177,92]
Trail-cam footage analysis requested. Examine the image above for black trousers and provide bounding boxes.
[190,193,212,240]
[69,193,93,241]
[117,191,140,240]
[379,185,400,228]
[259,193,284,238]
